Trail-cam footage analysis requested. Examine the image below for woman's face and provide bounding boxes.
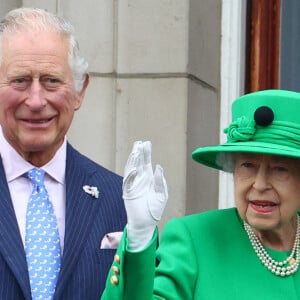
[234,153,300,232]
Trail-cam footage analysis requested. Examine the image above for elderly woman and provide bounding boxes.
[101,89,300,299]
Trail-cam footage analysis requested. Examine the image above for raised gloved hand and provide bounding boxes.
[123,141,168,251]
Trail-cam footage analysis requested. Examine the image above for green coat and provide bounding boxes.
[101,208,300,299]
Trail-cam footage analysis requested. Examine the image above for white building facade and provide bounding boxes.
[0,0,246,228]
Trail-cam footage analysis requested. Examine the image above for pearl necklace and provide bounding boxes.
[243,215,300,277]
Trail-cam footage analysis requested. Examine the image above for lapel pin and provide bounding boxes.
[83,185,100,199]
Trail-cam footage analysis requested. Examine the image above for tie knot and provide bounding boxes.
[27,168,45,187]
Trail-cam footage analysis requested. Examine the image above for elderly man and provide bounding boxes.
[0,7,126,300]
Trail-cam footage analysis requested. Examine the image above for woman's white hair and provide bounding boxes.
[0,7,88,92]
[215,152,235,173]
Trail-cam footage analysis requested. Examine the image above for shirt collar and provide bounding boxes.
[0,127,66,184]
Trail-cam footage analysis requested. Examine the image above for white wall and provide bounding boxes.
[1,1,235,228]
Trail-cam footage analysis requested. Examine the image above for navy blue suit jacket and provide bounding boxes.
[0,143,127,299]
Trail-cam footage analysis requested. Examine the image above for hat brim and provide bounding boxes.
[192,141,300,170]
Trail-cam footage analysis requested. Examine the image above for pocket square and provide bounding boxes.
[100,231,123,249]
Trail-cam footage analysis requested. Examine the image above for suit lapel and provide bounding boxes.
[0,159,31,299]
[54,144,102,298]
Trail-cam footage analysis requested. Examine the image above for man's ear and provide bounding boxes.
[74,73,90,110]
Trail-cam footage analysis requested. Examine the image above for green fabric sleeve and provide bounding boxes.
[101,228,157,300]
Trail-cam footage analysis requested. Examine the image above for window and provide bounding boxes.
[245,0,280,92]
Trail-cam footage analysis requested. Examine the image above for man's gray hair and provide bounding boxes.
[0,7,88,92]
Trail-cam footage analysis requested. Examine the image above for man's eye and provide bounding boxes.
[11,78,29,89]
[42,77,61,89]
[48,78,59,83]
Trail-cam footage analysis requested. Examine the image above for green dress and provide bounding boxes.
[102,208,300,299]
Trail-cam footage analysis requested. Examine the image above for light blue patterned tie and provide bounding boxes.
[25,168,61,300]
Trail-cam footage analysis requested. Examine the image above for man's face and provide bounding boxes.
[0,30,88,165]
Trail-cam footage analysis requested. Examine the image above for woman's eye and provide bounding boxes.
[270,165,291,181]
[273,166,288,172]
[235,161,256,178]
[241,162,254,168]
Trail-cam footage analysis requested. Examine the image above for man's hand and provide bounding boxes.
[123,141,168,251]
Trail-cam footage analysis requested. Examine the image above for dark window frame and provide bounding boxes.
[245,0,281,93]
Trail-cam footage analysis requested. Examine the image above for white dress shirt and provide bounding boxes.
[0,128,66,254]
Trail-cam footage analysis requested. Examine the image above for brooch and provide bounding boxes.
[83,185,100,199]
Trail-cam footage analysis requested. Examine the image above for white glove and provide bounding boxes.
[123,141,168,251]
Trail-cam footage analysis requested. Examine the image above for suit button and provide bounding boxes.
[112,266,120,275]
[114,254,120,264]
[110,275,119,285]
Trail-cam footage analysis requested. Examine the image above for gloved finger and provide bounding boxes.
[134,141,153,176]
[141,141,153,176]
[124,141,143,178]
[149,164,168,221]
[135,142,145,175]
[154,165,168,199]
[143,141,152,166]
[122,168,137,195]
[124,151,138,179]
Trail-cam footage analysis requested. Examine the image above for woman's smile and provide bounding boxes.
[249,200,278,213]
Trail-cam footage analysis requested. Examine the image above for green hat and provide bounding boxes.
[192,89,300,170]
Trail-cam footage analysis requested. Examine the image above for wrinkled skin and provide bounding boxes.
[234,153,300,251]
[0,30,89,166]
